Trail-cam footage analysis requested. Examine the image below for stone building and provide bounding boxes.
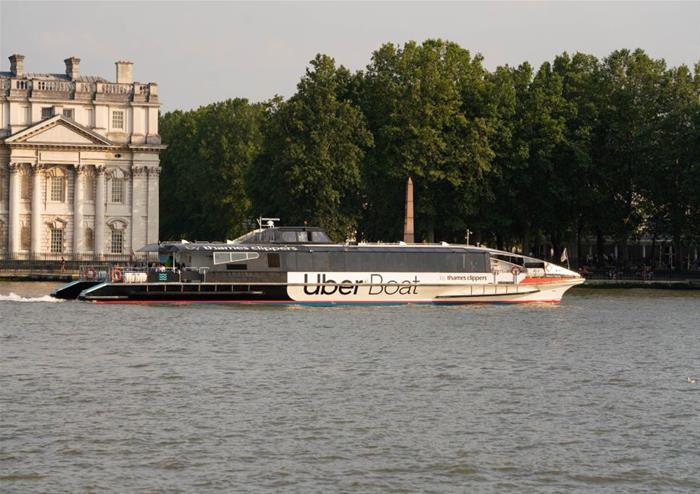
[0,54,164,261]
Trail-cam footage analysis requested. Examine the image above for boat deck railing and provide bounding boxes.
[105,266,210,284]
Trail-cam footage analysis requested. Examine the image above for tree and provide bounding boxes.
[358,39,495,242]
[592,49,668,265]
[248,54,373,241]
[159,99,266,240]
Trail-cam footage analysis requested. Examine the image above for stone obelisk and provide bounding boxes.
[403,176,414,243]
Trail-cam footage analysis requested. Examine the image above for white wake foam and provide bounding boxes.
[0,292,63,303]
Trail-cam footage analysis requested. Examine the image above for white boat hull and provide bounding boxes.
[286,272,583,304]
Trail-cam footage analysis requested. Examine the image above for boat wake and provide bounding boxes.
[0,293,63,303]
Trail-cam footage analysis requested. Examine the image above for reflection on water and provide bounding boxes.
[1,282,699,493]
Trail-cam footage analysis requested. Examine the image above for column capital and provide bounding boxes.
[147,166,161,177]
[8,162,21,174]
[132,165,148,177]
[31,163,46,172]
[94,165,106,175]
[74,164,89,176]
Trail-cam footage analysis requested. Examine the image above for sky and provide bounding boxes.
[1,1,699,112]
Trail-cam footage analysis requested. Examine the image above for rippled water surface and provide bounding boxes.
[1,282,699,493]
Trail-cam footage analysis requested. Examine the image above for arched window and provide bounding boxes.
[107,219,127,254]
[109,169,127,204]
[47,219,67,254]
[47,167,67,202]
[111,229,124,254]
[111,178,123,203]
[50,227,64,253]
[50,175,65,202]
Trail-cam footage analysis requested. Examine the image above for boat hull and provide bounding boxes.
[74,276,583,305]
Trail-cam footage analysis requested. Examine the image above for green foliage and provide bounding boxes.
[357,40,495,241]
[160,99,265,240]
[158,42,699,269]
[247,55,373,241]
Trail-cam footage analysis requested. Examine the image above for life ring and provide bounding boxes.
[85,266,96,280]
[111,267,123,283]
[511,266,521,276]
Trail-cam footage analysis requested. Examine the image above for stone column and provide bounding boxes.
[7,163,21,258]
[31,164,43,259]
[146,167,160,244]
[130,166,146,255]
[94,165,105,259]
[73,165,84,259]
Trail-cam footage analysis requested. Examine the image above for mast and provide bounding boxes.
[403,176,415,243]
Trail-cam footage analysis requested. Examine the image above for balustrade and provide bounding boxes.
[34,80,72,92]
[1,78,152,100]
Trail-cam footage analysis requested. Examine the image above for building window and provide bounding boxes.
[42,107,54,119]
[111,229,123,254]
[86,109,94,127]
[63,108,74,120]
[50,228,64,253]
[50,175,65,202]
[21,173,31,200]
[23,106,31,124]
[112,110,124,129]
[111,178,124,203]
[85,228,94,251]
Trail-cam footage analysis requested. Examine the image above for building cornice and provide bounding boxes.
[128,144,167,151]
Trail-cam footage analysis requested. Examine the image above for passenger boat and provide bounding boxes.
[52,220,583,304]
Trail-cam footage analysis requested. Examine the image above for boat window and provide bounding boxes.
[297,231,311,242]
[466,253,489,272]
[213,252,260,265]
[329,252,346,271]
[283,250,491,272]
[311,231,330,243]
[312,252,330,271]
[345,252,365,271]
[281,231,297,242]
[294,252,314,271]
[493,254,524,266]
[268,253,280,268]
[226,264,247,270]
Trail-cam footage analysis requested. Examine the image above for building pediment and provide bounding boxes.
[3,115,116,148]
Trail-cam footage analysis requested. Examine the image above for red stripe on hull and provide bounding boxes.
[91,298,561,305]
[521,276,577,284]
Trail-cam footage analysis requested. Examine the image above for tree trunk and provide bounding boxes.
[596,229,605,267]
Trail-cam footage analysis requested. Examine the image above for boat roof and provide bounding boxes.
[155,242,487,255]
[146,225,537,259]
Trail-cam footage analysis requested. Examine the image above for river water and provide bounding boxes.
[1,282,699,493]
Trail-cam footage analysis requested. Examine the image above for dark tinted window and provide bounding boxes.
[311,231,331,243]
[295,253,314,271]
[283,250,489,272]
[312,252,330,271]
[268,253,280,268]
